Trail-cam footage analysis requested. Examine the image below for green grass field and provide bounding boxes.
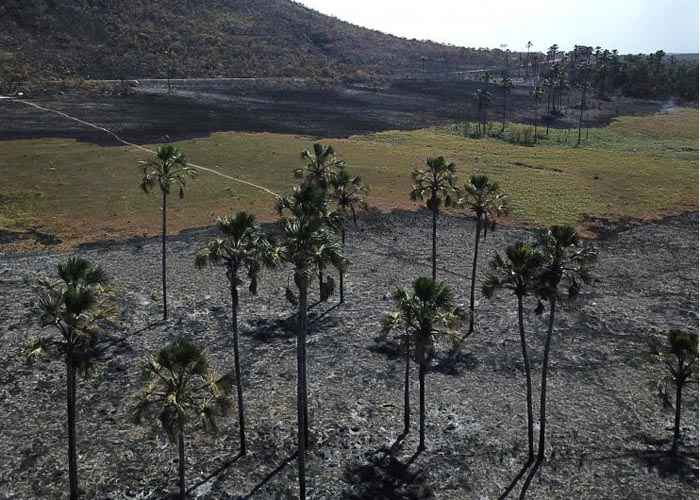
[1,108,697,248]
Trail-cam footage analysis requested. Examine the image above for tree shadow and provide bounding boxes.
[186,451,245,495]
[247,317,297,341]
[341,438,433,500]
[241,451,297,499]
[369,336,402,360]
[430,349,480,376]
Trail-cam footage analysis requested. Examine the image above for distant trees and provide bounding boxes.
[194,212,277,454]
[30,257,112,500]
[519,225,596,499]
[410,156,458,281]
[139,145,197,320]
[664,330,698,456]
[382,277,463,451]
[458,175,508,336]
[134,339,234,500]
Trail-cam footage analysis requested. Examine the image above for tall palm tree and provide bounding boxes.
[277,183,346,499]
[459,175,508,336]
[665,330,698,456]
[472,88,492,137]
[29,257,112,500]
[134,339,234,500]
[329,166,368,303]
[519,225,595,499]
[194,212,277,454]
[499,71,513,133]
[139,145,197,320]
[382,277,463,451]
[410,156,458,281]
[483,243,544,494]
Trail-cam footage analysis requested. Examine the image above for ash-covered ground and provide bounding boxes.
[0,211,697,499]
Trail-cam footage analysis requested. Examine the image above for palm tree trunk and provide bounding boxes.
[161,190,168,321]
[672,372,683,455]
[519,298,556,500]
[403,333,411,435]
[339,227,345,304]
[577,88,586,146]
[468,216,482,335]
[178,427,186,500]
[230,273,246,454]
[66,352,79,500]
[296,271,308,499]
[418,359,426,451]
[502,90,507,132]
[431,205,438,281]
[517,295,535,462]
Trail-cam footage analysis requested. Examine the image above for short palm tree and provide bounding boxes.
[277,183,347,499]
[134,339,234,500]
[410,156,457,281]
[459,174,508,336]
[519,225,595,499]
[29,257,112,500]
[139,145,197,320]
[665,330,698,456]
[382,277,463,451]
[329,166,368,303]
[483,242,544,494]
[194,212,276,454]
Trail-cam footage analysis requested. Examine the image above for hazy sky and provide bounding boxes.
[297,0,699,54]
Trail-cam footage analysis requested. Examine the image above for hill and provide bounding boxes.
[0,0,504,81]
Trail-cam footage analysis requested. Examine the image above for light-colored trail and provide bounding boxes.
[2,97,281,199]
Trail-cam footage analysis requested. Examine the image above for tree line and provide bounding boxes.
[26,143,697,499]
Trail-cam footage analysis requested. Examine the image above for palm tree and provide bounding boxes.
[29,257,112,500]
[458,175,508,336]
[134,339,234,500]
[410,156,458,281]
[472,87,492,137]
[277,183,347,499]
[665,330,698,456]
[194,212,277,454]
[139,145,197,320]
[382,277,463,451]
[329,166,368,303]
[519,225,595,499]
[483,243,544,494]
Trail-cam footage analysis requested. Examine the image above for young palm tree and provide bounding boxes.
[382,277,463,451]
[459,175,508,336]
[519,225,595,499]
[194,212,277,454]
[139,145,197,320]
[329,166,368,303]
[29,257,112,500]
[483,243,544,493]
[134,339,234,500]
[665,330,698,456]
[277,183,347,499]
[410,156,458,281]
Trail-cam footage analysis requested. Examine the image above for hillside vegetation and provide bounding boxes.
[0,0,502,80]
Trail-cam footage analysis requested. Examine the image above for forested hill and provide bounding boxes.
[0,0,504,80]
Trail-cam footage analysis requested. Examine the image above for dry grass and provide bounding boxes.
[1,108,697,249]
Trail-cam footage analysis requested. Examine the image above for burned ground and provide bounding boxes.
[0,210,697,499]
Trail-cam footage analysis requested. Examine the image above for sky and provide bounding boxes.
[296,0,699,54]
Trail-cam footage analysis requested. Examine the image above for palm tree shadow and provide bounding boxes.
[635,449,698,485]
[341,440,433,499]
[430,348,480,376]
[369,336,402,360]
[242,451,297,499]
[247,316,298,341]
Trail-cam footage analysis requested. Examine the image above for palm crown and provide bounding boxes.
[140,145,197,198]
[410,156,457,211]
[134,339,234,442]
[195,212,277,294]
[458,174,508,235]
[329,167,368,226]
[383,277,463,364]
[482,242,544,299]
[296,143,346,190]
[535,225,596,302]
[31,257,112,372]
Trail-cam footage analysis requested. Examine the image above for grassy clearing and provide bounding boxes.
[0,108,697,248]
